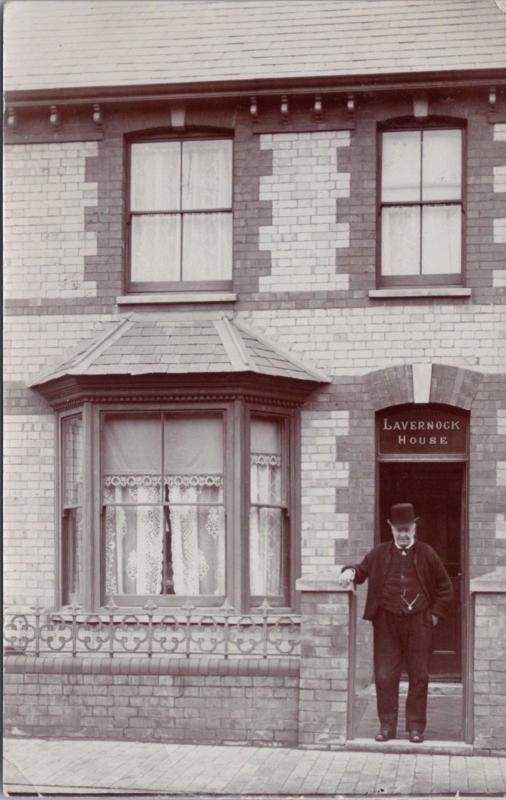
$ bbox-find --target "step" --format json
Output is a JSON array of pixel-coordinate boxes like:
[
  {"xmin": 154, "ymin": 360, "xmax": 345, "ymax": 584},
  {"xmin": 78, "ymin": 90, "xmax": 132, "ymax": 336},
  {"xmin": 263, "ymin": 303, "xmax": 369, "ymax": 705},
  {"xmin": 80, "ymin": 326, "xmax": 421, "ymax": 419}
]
[{"xmin": 345, "ymin": 737, "xmax": 473, "ymax": 756}]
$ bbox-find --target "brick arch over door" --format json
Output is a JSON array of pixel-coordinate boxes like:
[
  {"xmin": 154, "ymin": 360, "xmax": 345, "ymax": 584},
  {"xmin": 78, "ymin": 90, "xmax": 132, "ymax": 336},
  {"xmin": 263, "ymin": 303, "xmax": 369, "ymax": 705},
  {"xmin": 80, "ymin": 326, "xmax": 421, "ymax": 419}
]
[{"xmin": 365, "ymin": 363, "xmax": 483, "ymax": 411}]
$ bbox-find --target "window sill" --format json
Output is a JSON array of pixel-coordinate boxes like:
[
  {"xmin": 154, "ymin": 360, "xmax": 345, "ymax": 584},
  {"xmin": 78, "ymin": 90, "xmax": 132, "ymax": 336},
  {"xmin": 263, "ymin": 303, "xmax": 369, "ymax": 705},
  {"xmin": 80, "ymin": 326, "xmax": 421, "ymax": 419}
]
[
  {"xmin": 117, "ymin": 292, "xmax": 237, "ymax": 306},
  {"xmin": 369, "ymin": 287, "xmax": 471, "ymax": 300}
]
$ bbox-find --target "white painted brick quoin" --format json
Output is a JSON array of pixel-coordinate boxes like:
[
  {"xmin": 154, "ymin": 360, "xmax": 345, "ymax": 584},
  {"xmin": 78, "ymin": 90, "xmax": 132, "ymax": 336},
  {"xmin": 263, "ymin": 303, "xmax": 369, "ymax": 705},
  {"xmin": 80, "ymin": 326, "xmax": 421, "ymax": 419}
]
[
  {"xmin": 497, "ymin": 461, "xmax": 506, "ymax": 487},
  {"xmin": 493, "ymin": 217, "xmax": 506, "ymax": 244},
  {"xmin": 493, "ymin": 165, "xmax": 506, "ymax": 193},
  {"xmin": 494, "ymin": 123, "xmax": 506, "ymax": 142},
  {"xmin": 258, "ymin": 131, "xmax": 350, "ymax": 293},
  {"xmin": 4, "ymin": 142, "xmax": 98, "ymax": 299}
]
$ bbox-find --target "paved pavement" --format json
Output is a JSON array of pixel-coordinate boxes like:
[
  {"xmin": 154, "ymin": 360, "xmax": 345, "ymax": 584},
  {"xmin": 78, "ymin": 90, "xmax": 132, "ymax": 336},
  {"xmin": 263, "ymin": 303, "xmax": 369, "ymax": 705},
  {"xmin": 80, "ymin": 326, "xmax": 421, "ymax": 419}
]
[{"xmin": 3, "ymin": 737, "xmax": 506, "ymax": 798}]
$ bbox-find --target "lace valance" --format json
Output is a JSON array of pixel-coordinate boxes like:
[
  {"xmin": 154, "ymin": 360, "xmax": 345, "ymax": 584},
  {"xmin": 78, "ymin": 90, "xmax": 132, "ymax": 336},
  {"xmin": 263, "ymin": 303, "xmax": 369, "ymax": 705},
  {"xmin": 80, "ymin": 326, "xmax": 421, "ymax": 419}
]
[
  {"xmin": 250, "ymin": 454, "xmax": 281, "ymax": 467},
  {"xmin": 104, "ymin": 474, "xmax": 223, "ymax": 489}
]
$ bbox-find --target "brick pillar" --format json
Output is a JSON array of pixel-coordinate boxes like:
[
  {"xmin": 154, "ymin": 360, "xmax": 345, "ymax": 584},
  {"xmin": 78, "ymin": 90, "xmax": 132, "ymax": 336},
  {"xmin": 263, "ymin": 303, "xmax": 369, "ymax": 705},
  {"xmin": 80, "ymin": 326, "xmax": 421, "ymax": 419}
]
[
  {"xmin": 470, "ymin": 567, "xmax": 506, "ymax": 751},
  {"xmin": 296, "ymin": 575, "xmax": 355, "ymax": 748}
]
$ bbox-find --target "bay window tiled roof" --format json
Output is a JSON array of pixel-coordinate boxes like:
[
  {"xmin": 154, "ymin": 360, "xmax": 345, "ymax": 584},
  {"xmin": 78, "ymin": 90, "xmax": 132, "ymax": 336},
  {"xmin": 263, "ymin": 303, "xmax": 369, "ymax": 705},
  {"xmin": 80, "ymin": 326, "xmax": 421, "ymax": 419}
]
[
  {"xmin": 30, "ymin": 314, "xmax": 330, "ymax": 387},
  {"xmin": 5, "ymin": 0, "xmax": 506, "ymax": 94}
]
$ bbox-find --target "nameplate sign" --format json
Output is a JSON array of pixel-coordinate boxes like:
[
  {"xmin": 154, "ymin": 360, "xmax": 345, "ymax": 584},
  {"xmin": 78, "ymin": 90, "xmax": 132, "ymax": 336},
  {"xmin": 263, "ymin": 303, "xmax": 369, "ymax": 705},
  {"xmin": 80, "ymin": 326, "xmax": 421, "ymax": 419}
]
[{"xmin": 378, "ymin": 406, "xmax": 468, "ymax": 455}]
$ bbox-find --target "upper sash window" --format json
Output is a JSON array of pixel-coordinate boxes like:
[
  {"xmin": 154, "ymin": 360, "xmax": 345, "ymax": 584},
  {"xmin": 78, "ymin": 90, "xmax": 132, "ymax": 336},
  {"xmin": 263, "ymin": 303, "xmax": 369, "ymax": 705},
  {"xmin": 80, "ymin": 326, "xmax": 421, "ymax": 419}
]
[
  {"xmin": 379, "ymin": 127, "xmax": 464, "ymax": 286},
  {"xmin": 128, "ymin": 137, "xmax": 233, "ymax": 291}
]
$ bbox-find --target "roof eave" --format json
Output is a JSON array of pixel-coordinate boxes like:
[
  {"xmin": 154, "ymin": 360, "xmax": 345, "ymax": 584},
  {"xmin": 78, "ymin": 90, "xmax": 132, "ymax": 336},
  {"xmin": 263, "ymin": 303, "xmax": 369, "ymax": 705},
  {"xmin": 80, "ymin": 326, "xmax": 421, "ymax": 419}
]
[
  {"xmin": 6, "ymin": 66, "xmax": 506, "ymax": 107},
  {"xmin": 32, "ymin": 371, "xmax": 325, "ymax": 410}
]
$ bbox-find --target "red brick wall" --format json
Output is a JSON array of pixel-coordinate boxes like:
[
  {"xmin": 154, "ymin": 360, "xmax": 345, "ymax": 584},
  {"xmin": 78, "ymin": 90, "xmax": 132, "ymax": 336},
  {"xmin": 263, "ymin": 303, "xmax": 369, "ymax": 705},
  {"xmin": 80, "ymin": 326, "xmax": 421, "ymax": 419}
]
[{"xmin": 5, "ymin": 657, "xmax": 299, "ymax": 746}]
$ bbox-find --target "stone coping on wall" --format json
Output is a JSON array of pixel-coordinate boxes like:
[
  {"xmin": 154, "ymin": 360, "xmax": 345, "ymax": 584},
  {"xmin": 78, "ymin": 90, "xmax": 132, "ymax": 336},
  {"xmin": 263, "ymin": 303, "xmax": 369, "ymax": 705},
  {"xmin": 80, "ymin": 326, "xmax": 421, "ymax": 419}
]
[
  {"xmin": 5, "ymin": 654, "xmax": 300, "ymax": 678},
  {"xmin": 470, "ymin": 566, "xmax": 506, "ymax": 593},
  {"xmin": 296, "ymin": 569, "xmax": 356, "ymax": 593}
]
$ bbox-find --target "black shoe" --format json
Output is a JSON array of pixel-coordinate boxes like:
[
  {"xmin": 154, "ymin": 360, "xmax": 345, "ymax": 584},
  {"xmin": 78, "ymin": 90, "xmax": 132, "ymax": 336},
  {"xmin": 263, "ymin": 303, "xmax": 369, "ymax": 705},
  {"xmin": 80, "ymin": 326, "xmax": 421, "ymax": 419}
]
[
  {"xmin": 375, "ymin": 727, "xmax": 396, "ymax": 742},
  {"xmin": 409, "ymin": 730, "xmax": 424, "ymax": 743}
]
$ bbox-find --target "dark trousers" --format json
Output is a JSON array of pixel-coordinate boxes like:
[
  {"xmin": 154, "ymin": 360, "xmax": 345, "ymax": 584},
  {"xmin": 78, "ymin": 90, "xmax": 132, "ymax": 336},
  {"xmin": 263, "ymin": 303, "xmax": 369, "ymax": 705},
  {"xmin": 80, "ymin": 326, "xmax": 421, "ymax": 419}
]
[{"xmin": 373, "ymin": 608, "xmax": 433, "ymax": 733}]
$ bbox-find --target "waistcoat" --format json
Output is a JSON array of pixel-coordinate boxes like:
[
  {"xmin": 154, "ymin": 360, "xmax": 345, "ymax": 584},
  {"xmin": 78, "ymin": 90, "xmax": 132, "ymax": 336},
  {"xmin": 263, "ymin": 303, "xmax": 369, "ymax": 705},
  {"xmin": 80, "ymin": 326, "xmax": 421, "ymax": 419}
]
[{"xmin": 379, "ymin": 545, "xmax": 429, "ymax": 615}]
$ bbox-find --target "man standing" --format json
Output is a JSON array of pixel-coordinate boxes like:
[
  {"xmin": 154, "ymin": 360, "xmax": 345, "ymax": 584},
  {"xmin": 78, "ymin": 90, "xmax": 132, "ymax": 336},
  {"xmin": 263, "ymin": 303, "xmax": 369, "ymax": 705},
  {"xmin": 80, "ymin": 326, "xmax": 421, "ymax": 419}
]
[{"xmin": 339, "ymin": 503, "xmax": 453, "ymax": 743}]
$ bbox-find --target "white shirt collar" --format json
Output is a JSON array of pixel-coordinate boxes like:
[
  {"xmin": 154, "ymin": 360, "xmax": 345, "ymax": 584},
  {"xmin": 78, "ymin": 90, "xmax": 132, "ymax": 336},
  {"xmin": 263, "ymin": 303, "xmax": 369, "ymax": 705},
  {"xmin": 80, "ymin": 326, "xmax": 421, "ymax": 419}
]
[{"xmin": 394, "ymin": 539, "xmax": 415, "ymax": 551}]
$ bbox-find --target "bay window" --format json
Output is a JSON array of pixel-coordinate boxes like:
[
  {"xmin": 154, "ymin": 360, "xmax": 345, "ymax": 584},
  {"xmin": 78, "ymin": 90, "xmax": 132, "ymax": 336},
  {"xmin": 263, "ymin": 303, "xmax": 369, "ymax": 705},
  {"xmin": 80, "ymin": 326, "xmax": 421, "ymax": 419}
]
[
  {"xmin": 57, "ymin": 402, "xmax": 296, "ymax": 612},
  {"xmin": 379, "ymin": 125, "xmax": 464, "ymax": 286}
]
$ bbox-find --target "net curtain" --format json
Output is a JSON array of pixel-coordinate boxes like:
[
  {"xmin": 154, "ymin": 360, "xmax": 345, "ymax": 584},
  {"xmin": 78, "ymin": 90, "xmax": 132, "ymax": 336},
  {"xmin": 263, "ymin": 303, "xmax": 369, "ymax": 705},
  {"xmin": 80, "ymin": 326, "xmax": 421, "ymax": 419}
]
[{"xmin": 103, "ymin": 415, "xmax": 225, "ymax": 597}]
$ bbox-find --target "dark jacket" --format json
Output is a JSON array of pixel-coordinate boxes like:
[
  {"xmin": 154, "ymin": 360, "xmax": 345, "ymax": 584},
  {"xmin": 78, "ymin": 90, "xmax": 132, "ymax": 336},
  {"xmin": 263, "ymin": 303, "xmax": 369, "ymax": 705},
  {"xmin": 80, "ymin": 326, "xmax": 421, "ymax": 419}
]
[{"xmin": 343, "ymin": 540, "xmax": 453, "ymax": 622}]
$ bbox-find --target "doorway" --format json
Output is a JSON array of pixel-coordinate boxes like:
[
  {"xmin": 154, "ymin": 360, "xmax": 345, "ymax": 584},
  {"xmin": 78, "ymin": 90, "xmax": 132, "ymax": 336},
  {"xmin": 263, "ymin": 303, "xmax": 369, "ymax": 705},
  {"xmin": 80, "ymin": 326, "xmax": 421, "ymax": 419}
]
[{"xmin": 379, "ymin": 461, "xmax": 464, "ymax": 679}]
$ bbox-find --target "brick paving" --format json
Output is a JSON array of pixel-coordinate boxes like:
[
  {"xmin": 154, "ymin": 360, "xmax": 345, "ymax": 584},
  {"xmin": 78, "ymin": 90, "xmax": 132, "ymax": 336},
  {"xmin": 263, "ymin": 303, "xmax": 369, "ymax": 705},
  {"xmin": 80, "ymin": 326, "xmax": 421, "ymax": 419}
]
[{"xmin": 4, "ymin": 737, "xmax": 506, "ymax": 797}]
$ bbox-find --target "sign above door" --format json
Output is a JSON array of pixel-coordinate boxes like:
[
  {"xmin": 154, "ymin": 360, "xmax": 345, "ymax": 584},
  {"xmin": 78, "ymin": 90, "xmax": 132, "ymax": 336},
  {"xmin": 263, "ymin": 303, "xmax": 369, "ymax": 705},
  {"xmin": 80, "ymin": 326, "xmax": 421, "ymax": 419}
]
[{"xmin": 378, "ymin": 404, "xmax": 468, "ymax": 457}]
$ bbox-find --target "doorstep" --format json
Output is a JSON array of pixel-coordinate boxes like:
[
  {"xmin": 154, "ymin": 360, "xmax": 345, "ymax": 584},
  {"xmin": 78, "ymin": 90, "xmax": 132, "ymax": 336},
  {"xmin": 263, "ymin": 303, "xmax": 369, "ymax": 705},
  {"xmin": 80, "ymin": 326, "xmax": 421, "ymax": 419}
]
[{"xmin": 344, "ymin": 738, "xmax": 473, "ymax": 756}]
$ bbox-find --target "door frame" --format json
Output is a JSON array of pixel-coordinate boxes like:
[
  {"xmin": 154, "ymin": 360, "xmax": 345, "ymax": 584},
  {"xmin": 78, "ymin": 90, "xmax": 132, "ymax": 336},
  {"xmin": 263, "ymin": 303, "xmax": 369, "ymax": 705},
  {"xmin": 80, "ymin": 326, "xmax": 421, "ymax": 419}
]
[{"xmin": 374, "ymin": 452, "xmax": 469, "ymax": 739}]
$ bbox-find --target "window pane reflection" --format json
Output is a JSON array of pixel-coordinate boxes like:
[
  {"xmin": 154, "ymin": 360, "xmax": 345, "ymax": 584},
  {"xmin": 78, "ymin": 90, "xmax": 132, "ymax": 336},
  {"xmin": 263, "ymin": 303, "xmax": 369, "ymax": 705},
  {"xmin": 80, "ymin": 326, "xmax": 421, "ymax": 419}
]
[
  {"xmin": 131, "ymin": 215, "xmax": 181, "ymax": 282},
  {"xmin": 182, "ymin": 213, "xmax": 233, "ymax": 281},
  {"xmin": 422, "ymin": 130, "xmax": 462, "ymax": 201},
  {"xmin": 382, "ymin": 131, "xmax": 421, "ymax": 202},
  {"xmin": 422, "ymin": 205, "xmax": 462, "ymax": 274},
  {"xmin": 131, "ymin": 142, "xmax": 180, "ymax": 211},
  {"xmin": 381, "ymin": 206, "xmax": 420, "ymax": 276}
]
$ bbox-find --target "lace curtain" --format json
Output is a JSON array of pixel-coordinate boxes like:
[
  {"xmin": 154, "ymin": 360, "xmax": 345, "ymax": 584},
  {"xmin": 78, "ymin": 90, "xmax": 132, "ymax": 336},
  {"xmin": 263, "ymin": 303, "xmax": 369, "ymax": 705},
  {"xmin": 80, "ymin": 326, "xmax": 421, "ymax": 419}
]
[
  {"xmin": 249, "ymin": 454, "xmax": 283, "ymax": 597},
  {"xmin": 104, "ymin": 476, "xmax": 225, "ymax": 597},
  {"xmin": 103, "ymin": 412, "xmax": 226, "ymax": 598}
]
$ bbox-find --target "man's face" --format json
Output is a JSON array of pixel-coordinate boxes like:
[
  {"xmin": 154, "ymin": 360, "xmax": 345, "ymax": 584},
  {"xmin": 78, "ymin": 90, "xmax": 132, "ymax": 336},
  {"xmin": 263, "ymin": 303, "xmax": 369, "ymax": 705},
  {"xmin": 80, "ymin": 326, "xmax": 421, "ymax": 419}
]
[{"xmin": 389, "ymin": 522, "xmax": 416, "ymax": 549}]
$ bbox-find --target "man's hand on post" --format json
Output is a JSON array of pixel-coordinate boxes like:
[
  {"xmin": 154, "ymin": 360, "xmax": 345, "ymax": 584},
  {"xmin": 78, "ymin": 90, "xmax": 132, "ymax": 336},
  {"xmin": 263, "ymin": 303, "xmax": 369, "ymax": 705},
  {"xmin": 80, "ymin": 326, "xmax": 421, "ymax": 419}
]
[
  {"xmin": 431, "ymin": 614, "xmax": 439, "ymax": 627},
  {"xmin": 338, "ymin": 568, "xmax": 355, "ymax": 588}
]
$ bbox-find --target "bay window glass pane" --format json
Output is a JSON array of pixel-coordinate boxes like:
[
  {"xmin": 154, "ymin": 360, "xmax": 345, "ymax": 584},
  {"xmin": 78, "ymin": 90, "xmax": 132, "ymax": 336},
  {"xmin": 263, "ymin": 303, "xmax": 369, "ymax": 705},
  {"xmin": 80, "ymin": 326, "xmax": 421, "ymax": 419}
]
[
  {"xmin": 182, "ymin": 213, "xmax": 232, "ymax": 281},
  {"xmin": 103, "ymin": 415, "xmax": 161, "ymax": 500},
  {"xmin": 381, "ymin": 206, "xmax": 420, "ymax": 276},
  {"xmin": 382, "ymin": 131, "xmax": 421, "ymax": 202},
  {"xmin": 130, "ymin": 141, "xmax": 180, "ymax": 211},
  {"xmin": 422, "ymin": 129, "xmax": 462, "ymax": 201},
  {"xmin": 103, "ymin": 414, "xmax": 225, "ymax": 599},
  {"xmin": 249, "ymin": 507, "xmax": 283, "ymax": 596},
  {"xmin": 250, "ymin": 417, "xmax": 284, "ymax": 597},
  {"xmin": 169, "ymin": 501, "xmax": 225, "ymax": 595},
  {"xmin": 61, "ymin": 413, "xmax": 83, "ymax": 606},
  {"xmin": 182, "ymin": 139, "xmax": 232, "ymax": 210},
  {"xmin": 422, "ymin": 205, "xmax": 462, "ymax": 275},
  {"xmin": 62, "ymin": 415, "xmax": 82, "ymax": 506},
  {"xmin": 62, "ymin": 507, "xmax": 84, "ymax": 605},
  {"xmin": 105, "ymin": 504, "xmax": 164, "ymax": 595},
  {"xmin": 164, "ymin": 414, "xmax": 225, "ymax": 597},
  {"xmin": 164, "ymin": 414, "xmax": 223, "ymax": 476},
  {"xmin": 131, "ymin": 215, "xmax": 181, "ymax": 283}
]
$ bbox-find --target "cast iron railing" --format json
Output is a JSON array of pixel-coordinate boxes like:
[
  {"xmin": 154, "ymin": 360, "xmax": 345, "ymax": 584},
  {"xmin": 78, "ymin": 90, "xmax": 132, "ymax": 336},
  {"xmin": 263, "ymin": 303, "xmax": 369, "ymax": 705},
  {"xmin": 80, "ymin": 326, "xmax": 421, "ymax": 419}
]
[{"xmin": 3, "ymin": 599, "xmax": 300, "ymax": 659}]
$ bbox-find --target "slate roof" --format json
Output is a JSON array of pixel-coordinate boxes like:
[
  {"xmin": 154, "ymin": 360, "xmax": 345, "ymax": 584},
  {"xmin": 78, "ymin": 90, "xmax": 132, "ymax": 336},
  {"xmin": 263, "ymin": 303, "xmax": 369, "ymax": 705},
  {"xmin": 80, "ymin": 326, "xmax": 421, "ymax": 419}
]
[
  {"xmin": 30, "ymin": 315, "xmax": 329, "ymax": 386},
  {"xmin": 5, "ymin": 0, "xmax": 506, "ymax": 94}
]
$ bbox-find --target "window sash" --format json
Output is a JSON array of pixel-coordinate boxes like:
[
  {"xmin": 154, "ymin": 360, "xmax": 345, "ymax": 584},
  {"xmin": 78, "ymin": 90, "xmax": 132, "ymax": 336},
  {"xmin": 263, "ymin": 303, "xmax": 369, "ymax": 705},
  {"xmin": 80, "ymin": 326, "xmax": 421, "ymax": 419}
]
[
  {"xmin": 249, "ymin": 415, "xmax": 290, "ymax": 605},
  {"xmin": 379, "ymin": 127, "xmax": 464, "ymax": 284},
  {"xmin": 61, "ymin": 414, "xmax": 84, "ymax": 606},
  {"xmin": 102, "ymin": 412, "xmax": 226, "ymax": 602},
  {"xmin": 128, "ymin": 138, "xmax": 233, "ymax": 288}
]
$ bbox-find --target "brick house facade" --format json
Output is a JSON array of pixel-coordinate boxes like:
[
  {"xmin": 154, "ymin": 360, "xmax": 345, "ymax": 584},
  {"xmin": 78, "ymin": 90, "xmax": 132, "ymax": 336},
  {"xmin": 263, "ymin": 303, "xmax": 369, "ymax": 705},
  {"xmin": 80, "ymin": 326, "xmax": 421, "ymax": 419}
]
[{"xmin": 4, "ymin": 0, "xmax": 506, "ymax": 751}]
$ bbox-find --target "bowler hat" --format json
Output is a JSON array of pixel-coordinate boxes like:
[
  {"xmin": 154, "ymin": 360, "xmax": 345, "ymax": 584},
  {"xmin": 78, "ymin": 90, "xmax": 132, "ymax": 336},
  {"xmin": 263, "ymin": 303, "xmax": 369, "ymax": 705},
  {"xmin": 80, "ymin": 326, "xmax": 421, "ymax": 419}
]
[{"xmin": 389, "ymin": 503, "xmax": 418, "ymax": 526}]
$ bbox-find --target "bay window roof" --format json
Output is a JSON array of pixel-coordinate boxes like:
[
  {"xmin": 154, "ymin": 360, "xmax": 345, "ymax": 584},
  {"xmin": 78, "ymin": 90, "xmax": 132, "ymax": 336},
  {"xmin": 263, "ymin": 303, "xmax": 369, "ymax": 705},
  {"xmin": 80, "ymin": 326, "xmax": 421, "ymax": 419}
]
[{"xmin": 30, "ymin": 314, "xmax": 329, "ymax": 405}]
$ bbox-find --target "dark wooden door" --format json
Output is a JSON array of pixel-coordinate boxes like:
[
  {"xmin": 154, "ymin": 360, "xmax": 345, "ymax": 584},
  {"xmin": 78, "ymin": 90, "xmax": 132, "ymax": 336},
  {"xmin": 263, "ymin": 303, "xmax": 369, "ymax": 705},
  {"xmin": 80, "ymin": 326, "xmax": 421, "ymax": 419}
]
[{"xmin": 379, "ymin": 462, "xmax": 463, "ymax": 678}]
